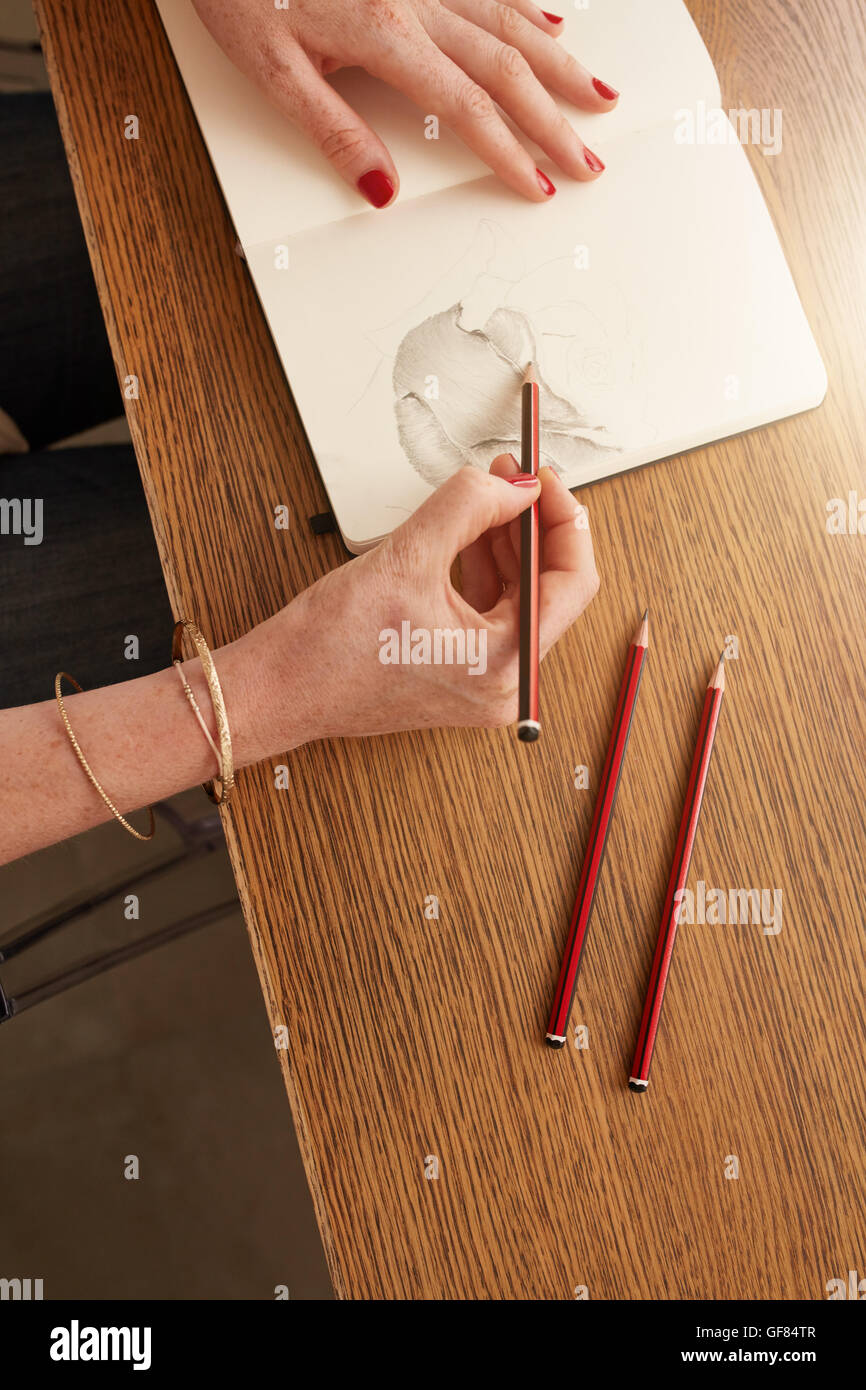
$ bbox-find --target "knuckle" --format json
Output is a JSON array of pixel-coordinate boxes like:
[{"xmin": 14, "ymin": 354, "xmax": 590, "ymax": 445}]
[
  {"xmin": 561, "ymin": 52, "xmax": 582, "ymax": 85},
  {"xmin": 495, "ymin": 43, "xmax": 530, "ymax": 83},
  {"xmin": 498, "ymin": 5, "xmax": 525, "ymax": 41},
  {"xmin": 456, "ymin": 81, "xmax": 496, "ymax": 124},
  {"xmin": 565, "ymin": 566, "xmax": 600, "ymax": 621},
  {"xmin": 381, "ymin": 595, "xmax": 412, "ymax": 636},
  {"xmin": 319, "ymin": 125, "xmax": 370, "ymax": 168},
  {"xmin": 257, "ymin": 43, "xmax": 296, "ymax": 95},
  {"xmin": 363, "ymin": 0, "xmax": 417, "ymax": 50},
  {"xmin": 570, "ymin": 567, "xmax": 600, "ymax": 619},
  {"xmin": 554, "ymin": 110, "xmax": 577, "ymax": 142},
  {"xmin": 365, "ymin": 0, "xmax": 409, "ymax": 31}
]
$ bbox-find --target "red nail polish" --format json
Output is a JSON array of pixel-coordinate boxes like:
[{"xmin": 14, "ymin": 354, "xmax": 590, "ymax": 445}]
[
  {"xmin": 536, "ymin": 167, "xmax": 556, "ymax": 197},
  {"xmin": 583, "ymin": 147, "xmax": 605, "ymax": 173},
  {"xmin": 508, "ymin": 475, "xmax": 540, "ymax": 487},
  {"xmin": 592, "ymin": 77, "xmax": 619, "ymax": 101},
  {"xmin": 357, "ymin": 170, "xmax": 395, "ymax": 208},
  {"xmin": 542, "ymin": 10, "xmax": 563, "ymax": 21}
]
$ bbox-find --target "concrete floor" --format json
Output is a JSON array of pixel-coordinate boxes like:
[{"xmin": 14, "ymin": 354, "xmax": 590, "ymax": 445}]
[{"xmin": 0, "ymin": 792, "xmax": 333, "ymax": 1299}]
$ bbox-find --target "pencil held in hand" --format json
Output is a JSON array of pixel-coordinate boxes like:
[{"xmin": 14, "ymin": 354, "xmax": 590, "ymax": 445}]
[
  {"xmin": 629, "ymin": 654, "xmax": 727, "ymax": 1092},
  {"xmin": 517, "ymin": 363, "xmax": 540, "ymax": 742},
  {"xmin": 546, "ymin": 611, "xmax": 649, "ymax": 1047}
]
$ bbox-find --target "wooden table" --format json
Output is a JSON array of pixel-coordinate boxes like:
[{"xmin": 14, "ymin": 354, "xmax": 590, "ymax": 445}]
[{"xmin": 35, "ymin": 0, "xmax": 866, "ymax": 1299}]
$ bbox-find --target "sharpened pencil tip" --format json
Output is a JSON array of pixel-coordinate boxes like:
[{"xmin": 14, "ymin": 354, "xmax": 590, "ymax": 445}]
[
  {"xmin": 712, "ymin": 653, "xmax": 726, "ymax": 691},
  {"xmin": 522, "ymin": 361, "xmax": 539, "ymax": 386},
  {"xmin": 633, "ymin": 608, "xmax": 649, "ymax": 648}
]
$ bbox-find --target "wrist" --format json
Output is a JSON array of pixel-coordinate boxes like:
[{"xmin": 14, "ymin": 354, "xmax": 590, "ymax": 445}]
[{"xmin": 214, "ymin": 594, "xmax": 317, "ymax": 771}]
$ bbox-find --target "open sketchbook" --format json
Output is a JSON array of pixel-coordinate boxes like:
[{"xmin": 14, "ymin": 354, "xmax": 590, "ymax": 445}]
[{"xmin": 157, "ymin": 0, "xmax": 826, "ymax": 552}]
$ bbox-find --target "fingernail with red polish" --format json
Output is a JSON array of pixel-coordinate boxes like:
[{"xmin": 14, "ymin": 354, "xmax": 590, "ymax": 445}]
[
  {"xmin": 583, "ymin": 147, "xmax": 605, "ymax": 173},
  {"xmin": 542, "ymin": 10, "xmax": 563, "ymax": 22},
  {"xmin": 508, "ymin": 475, "xmax": 540, "ymax": 488},
  {"xmin": 357, "ymin": 170, "xmax": 395, "ymax": 208},
  {"xmin": 592, "ymin": 77, "xmax": 619, "ymax": 101},
  {"xmin": 536, "ymin": 167, "xmax": 556, "ymax": 197}
]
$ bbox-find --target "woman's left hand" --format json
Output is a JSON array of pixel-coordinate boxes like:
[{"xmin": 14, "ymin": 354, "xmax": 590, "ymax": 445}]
[{"xmin": 192, "ymin": 0, "xmax": 618, "ymax": 206}]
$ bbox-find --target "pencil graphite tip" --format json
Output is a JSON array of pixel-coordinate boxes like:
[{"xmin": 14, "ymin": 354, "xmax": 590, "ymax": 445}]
[
  {"xmin": 522, "ymin": 361, "xmax": 539, "ymax": 386},
  {"xmin": 712, "ymin": 653, "xmax": 726, "ymax": 690},
  {"xmin": 633, "ymin": 608, "xmax": 649, "ymax": 648}
]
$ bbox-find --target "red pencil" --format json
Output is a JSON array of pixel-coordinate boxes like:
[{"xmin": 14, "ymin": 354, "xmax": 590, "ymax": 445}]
[
  {"xmin": 629, "ymin": 653, "xmax": 727, "ymax": 1092},
  {"xmin": 517, "ymin": 363, "xmax": 540, "ymax": 742},
  {"xmin": 546, "ymin": 610, "xmax": 649, "ymax": 1047}
]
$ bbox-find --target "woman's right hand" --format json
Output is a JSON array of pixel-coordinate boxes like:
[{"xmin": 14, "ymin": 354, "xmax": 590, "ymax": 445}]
[
  {"xmin": 0, "ymin": 458, "xmax": 598, "ymax": 864},
  {"xmin": 244, "ymin": 457, "xmax": 599, "ymax": 756}
]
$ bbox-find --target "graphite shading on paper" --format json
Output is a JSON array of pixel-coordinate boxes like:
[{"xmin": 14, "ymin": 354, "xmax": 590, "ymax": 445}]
[{"xmin": 369, "ymin": 220, "xmax": 654, "ymax": 486}]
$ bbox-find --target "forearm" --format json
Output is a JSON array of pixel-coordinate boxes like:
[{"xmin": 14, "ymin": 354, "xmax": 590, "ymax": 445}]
[
  {"xmin": 0, "ymin": 465, "xmax": 596, "ymax": 864},
  {"xmin": 0, "ymin": 602, "xmax": 310, "ymax": 865}
]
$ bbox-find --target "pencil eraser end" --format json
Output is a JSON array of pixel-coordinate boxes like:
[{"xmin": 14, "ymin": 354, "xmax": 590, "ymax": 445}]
[
  {"xmin": 628, "ymin": 1078, "xmax": 649, "ymax": 1093},
  {"xmin": 517, "ymin": 719, "xmax": 540, "ymax": 743},
  {"xmin": 545, "ymin": 1034, "xmax": 566, "ymax": 1050}
]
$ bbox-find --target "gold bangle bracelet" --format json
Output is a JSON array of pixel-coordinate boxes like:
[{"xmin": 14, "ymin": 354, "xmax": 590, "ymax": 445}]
[
  {"xmin": 171, "ymin": 620, "xmax": 234, "ymax": 805},
  {"xmin": 172, "ymin": 659, "xmax": 222, "ymax": 775},
  {"xmin": 54, "ymin": 672, "xmax": 156, "ymax": 841}
]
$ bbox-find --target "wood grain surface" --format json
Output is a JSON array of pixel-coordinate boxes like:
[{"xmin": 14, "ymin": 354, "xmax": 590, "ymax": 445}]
[{"xmin": 34, "ymin": 0, "xmax": 866, "ymax": 1298}]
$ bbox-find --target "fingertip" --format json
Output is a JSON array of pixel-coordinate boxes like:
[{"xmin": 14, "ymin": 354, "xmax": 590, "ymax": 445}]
[
  {"xmin": 536, "ymin": 167, "xmax": 557, "ymax": 198},
  {"xmin": 357, "ymin": 167, "xmax": 400, "ymax": 208},
  {"xmin": 562, "ymin": 149, "xmax": 605, "ymax": 184},
  {"xmin": 495, "ymin": 452, "xmax": 540, "ymax": 495},
  {"xmin": 539, "ymin": 464, "xmax": 569, "ymax": 498},
  {"xmin": 591, "ymin": 77, "xmax": 620, "ymax": 104},
  {"xmin": 490, "ymin": 452, "xmax": 520, "ymax": 478}
]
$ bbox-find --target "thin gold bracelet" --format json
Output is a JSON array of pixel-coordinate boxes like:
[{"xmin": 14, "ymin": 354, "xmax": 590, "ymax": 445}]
[
  {"xmin": 54, "ymin": 672, "xmax": 156, "ymax": 841},
  {"xmin": 172, "ymin": 659, "xmax": 222, "ymax": 775},
  {"xmin": 171, "ymin": 620, "xmax": 234, "ymax": 805}
]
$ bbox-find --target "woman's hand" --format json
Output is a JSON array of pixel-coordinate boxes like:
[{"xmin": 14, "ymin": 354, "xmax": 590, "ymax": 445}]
[
  {"xmin": 192, "ymin": 0, "xmax": 617, "ymax": 205},
  {"xmin": 0, "ymin": 458, "xmax": 597, "ymax": 862},
  {"xmin": 254, "ymin": 456, "xmax": 599, "ymax": 749}
]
